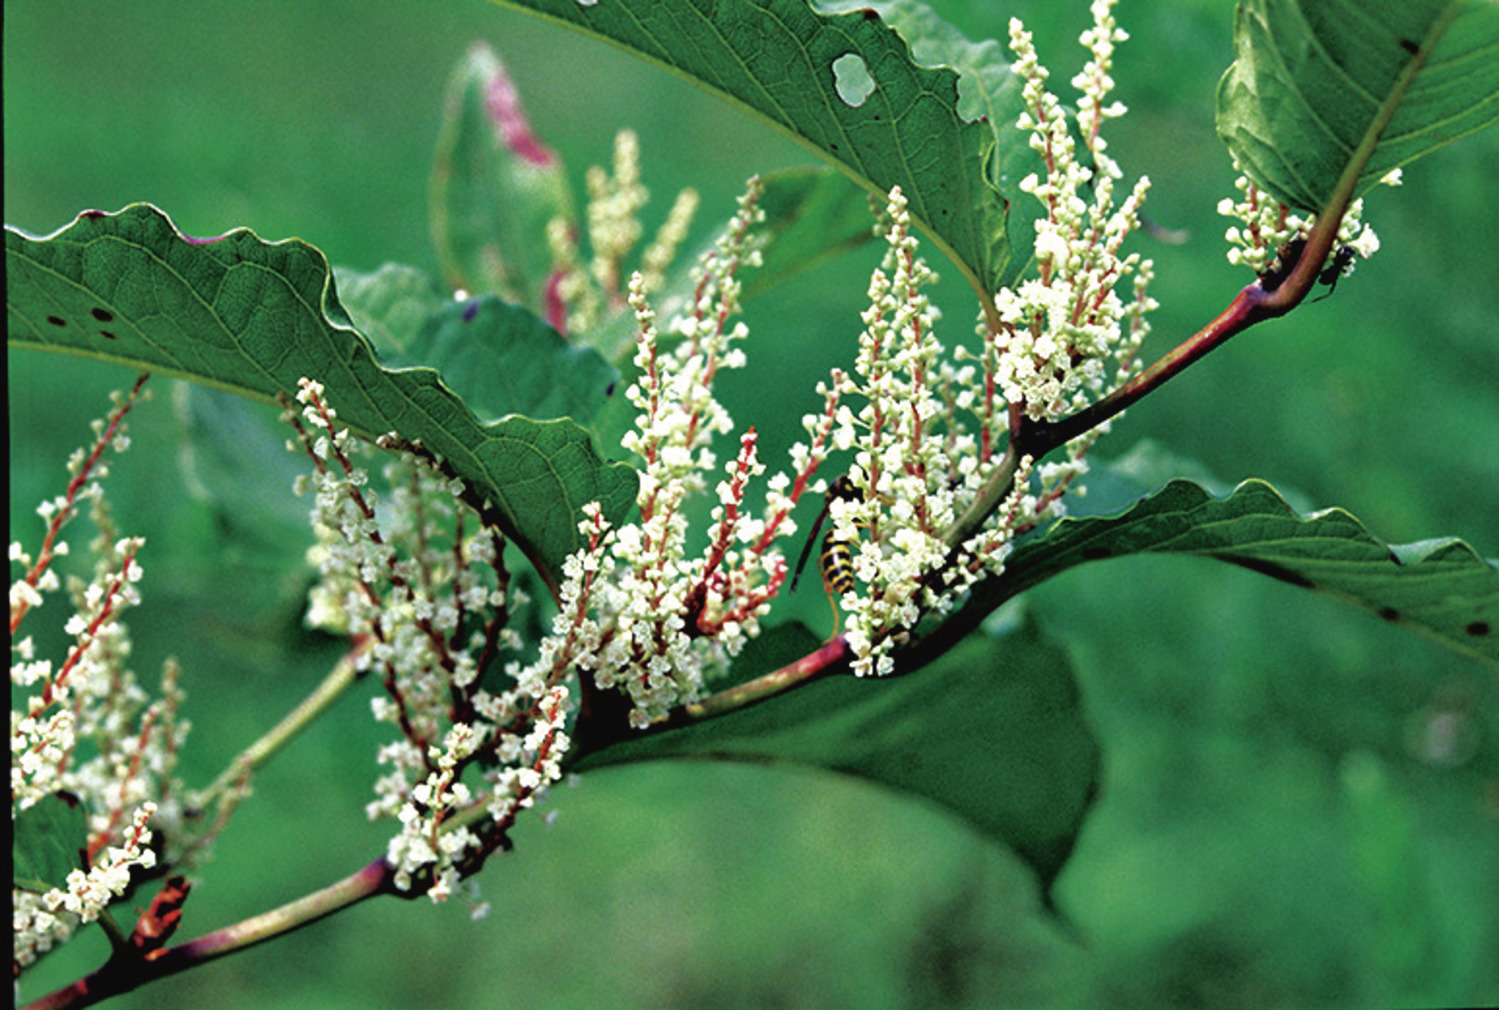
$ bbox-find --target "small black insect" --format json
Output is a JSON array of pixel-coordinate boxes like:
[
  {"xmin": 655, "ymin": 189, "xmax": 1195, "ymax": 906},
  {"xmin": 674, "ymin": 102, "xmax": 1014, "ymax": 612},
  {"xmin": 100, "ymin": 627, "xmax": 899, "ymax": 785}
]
[
  {"xmin": 1309, "ymin": 244, "xmax": 1357, "ymax": 302},
  {"xmin": 1258, "ymin": 238, "xmax": 1357, "ymax": 301}
]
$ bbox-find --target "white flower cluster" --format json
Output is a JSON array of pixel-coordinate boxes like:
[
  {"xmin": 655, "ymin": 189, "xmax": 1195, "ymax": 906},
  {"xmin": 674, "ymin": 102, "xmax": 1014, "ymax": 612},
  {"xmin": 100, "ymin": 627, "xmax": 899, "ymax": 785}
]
[
  {"xmin": 524, "ymin": 181, "xmax": 804, "ymax": 727},
  {"xmin": 535, "ymin": 4, "xmax": 1160, "ymax": 690},
  {"xmin": 815, "ymin": 188, "xmax": 965, "ymax": 676},
  {"xmin": 776, "ymin": 3, "xmax": 1156, "ymax": 675},
  {"xmin": 994, "ymin": 0, "xmax": 1153, "ymax": 427},
  {"xmin": 586, "ymin": 128, "xmax": 649, "ymax": 300},
  {"xmin": 378, "ymin": 680, "xmax": 568, "ymax": 900},
  {"xmin": 385, "ymin": 724, "xmax": 479, "ymax": 899},
  {"xmin": 14, "ymin": 803, "xmax": 160, "ymax": 969},
  {"xmin": 1218, "ymin": 164, "xmax": 1394, "ymax": 278},
  {"xmin": 11, "ymin": 381, "xmax": 187, "ymax": 972},
  {"xmin": 291, "ymin": 379, "xmax": 568, "ymax": 904},
  {"xmin": 550, "ymin": 128, "xmax": 701, "ymax": 336}
]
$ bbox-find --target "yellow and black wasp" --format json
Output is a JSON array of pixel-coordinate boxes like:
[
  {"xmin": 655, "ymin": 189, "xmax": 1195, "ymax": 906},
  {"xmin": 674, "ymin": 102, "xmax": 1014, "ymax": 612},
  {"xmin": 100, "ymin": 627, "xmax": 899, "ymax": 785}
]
[{"xmin": 790, "ymin": 475, "xmax": 864, "ymax": 633}]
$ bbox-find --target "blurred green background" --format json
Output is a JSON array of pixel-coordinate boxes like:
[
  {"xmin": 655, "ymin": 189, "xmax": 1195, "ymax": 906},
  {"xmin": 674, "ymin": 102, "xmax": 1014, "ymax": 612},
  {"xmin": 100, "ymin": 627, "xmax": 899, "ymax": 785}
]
[{"xmin": 7, "ymin": 1, "xmax": 1497, "ymax": 1007}]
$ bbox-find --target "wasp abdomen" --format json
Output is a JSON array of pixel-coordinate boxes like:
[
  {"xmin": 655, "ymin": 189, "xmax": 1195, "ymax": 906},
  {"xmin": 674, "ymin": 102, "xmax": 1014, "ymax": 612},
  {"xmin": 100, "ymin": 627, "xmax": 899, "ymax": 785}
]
[{"xmin": 819, "ymin": 530, "xmax": 858, "ymax": 597}]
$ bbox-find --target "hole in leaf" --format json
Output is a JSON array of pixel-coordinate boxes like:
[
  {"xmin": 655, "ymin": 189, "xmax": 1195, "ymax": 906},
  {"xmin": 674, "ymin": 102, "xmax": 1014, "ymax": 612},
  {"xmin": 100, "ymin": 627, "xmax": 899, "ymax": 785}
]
[
  {"xmin": 832, "ymin": 53, "xmax": 875, "ymax": 108},
  {"xmin": 47, "ymin": 316, "xmax": 66, "ymax": 327},
  {"xmin": 99, "ymin": 331, "xmax": 117, "ymax": 340},
  {"xmin": 91, "ymin": 307, "xmax": 114, "ymax": 322},
  {"xmin": 576, "ymin": 0, "xmax": 598, "ymax": 6}
]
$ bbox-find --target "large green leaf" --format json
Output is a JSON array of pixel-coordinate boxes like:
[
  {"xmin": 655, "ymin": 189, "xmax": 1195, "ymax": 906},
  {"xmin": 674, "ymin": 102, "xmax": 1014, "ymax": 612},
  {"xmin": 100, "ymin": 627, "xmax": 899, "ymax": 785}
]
[
  {"xmin": 984, "ymin": 477, "xmax": 1498, "ymax": 668},
  {"xmin": 1216, "ymin": 0, "xmax": 1499, "ymax": 211},
  {"xmin": 487, "ymin": 0, "xmax": 1024, "ymax": 294},
  {"xmin": 4, "ymin": 204, "xmax": 638, "ymax": 586},
  {"xmin": 835, "ymin": 0, "xmax": 1049, "ymax": 280},
  {"xmin": 431, "ymin": 41, "xmax": 575, "ymax": 309},
  {"xmin": 574, "ymin": 618, "xmax": 1100, "ymax": 896}
]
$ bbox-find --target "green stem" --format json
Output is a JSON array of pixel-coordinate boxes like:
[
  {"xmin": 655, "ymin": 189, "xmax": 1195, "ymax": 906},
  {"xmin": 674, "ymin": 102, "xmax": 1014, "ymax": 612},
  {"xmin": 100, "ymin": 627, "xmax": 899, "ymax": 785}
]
[
  {"xmin": 189, "ymin": 648, "xmax": 363, "ymax": 813},
  {"xmin": 943, "ymin": 442, "xmax": 1022, "ymax": 555},
  {"xmin": 681, "ymin": 635, "xmax": 850, "ymax": 720}
]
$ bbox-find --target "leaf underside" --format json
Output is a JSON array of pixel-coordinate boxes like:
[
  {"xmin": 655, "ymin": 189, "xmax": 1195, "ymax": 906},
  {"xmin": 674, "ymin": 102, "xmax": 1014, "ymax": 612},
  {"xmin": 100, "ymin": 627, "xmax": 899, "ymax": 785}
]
[
  {"xmin": 12, "ymin": 793, "xmax": 89, "ymax": 895},
  {"xmin": 997, "ymin": 477, "xmax": 1498, "ymax": 668},
  {"xmin": 1216, "ymin": 0, "xmax": 1499, "ymax": 210}
]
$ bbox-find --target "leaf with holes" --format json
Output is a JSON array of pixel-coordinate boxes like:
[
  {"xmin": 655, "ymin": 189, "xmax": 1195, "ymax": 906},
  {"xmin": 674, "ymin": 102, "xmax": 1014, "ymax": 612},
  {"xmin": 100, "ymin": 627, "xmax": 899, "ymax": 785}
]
[
  {"xmin": 4, "ymin": 204, "xmax": 638, "ymax": 588},
  {"xmin": 488, "ymin": 0, "xmax": 1037, "ymax": 294},
  {"xmin": 1216, "ymin": 0, "xmax": 1499, "ymax": 211}
]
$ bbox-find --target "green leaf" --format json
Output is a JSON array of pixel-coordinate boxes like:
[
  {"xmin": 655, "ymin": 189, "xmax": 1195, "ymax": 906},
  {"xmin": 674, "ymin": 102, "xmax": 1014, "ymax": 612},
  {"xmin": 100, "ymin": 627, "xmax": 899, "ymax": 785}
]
[
  {"xmin": 431, "ymin": 41, "xmax": 575, "ymax": 309},
  {"xmin": 575, "ymin": 618, "xmax": 1100, "ymax": 895},
  {"xmin": 173, "ymin": 382, "xmax": 315, "ymax": 557},
  {"xmin": 341, "ymin": 267, "xmax": 620, "ymax": 425},
  {"xmin": 1216, "ymin": 0, "xmax": 1499, "ymax": 211},
  {"xmin": 742, "ymin": 166, "xmax": 881, "ymax": 301},
  {"xmin": 5, "ymin": 204, "xmax": 638, "ymax": 585},
  {"xmin": 487, "ymin": 0, "xmax": 1023, "ymax": 294},
  {"xmin": 405, "ymin": 295, "xmax": 619, "ymax": 424},
  {"xmin": 334, "ymin": 263, "xmax": 451, "ymax": 361},
  {"xmin": 836, "ymin": 0, "xmax": 1048, "ymax": 279},
  {"xmin": 990, "ymin": 478, "xmax": 1499, "ymax": 668},
  {"xmin": 13, "ymin": 793, "xmax": 89, "ymax": 894}
]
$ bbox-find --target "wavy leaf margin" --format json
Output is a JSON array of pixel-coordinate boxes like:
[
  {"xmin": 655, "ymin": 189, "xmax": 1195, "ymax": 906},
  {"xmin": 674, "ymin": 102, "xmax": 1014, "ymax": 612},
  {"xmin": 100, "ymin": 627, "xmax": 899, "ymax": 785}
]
[{"xmin": 5, "ymin": 204, "xmax": 639, "ymax": 585}]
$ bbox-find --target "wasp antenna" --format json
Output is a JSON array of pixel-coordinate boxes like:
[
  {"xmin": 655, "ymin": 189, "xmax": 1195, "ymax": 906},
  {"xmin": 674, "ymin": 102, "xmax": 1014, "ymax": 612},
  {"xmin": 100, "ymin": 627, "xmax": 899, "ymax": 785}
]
[
  {"xmin": 789, "ymin": 524, "xmax": 819, "ymax": 593},
  {"xmin": 790, "ymin": 493, "xmax": 833, "ymax": 593},
  {"xmin": 790, "ymin": 475, "xmax": 858, "ymax": 594}
]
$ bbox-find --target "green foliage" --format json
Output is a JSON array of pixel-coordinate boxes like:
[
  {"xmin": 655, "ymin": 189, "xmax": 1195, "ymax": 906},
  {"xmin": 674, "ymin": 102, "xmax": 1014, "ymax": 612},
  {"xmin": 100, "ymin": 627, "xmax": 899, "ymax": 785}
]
[
  {"xmin": 334, "ymin": 263, "xmax": 451, "ymax": 358},
  {"xmin": 431, "ymin": 41, "xmax": 575, "ymax": 306},
  {"xmin": 998, "ymin": 478, "xmax": 1498, "ymax": 667},
  {"xmin": 742, "ymin": 166, "xmax": 881, "ymax": 300},
  {"xmin": 13, "ymin": 794, "xmax": 90, "ymax": 894},
  {"xmin": 388, "ymin": 295, "xmax": 619, "ymax": 422},
  {"xmin": 578, "ymin": 618, "xmax": 1100, "ymax": 894},
  {"xmin": 4, "ymin": 204, "xmax": 638, "ymax": 584},
  {"xmin": 1217, "ymin": 0, "xmax": 1499, "ymax": 210},
  {"xmin": 7, "ymin": 0, "xmax": 1499, "ymax": 1007},
  {"xmin": 487, "ymin": 0, "xmax": 1020, "ymax": 294}
]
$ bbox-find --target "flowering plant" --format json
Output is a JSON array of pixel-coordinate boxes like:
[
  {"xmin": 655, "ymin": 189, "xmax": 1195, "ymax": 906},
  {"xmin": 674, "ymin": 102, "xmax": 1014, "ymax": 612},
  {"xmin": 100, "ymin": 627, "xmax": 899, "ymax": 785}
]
[{"xmin": 9, "ymin": 1, "xmax": 1497, "ymax": 1006}]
